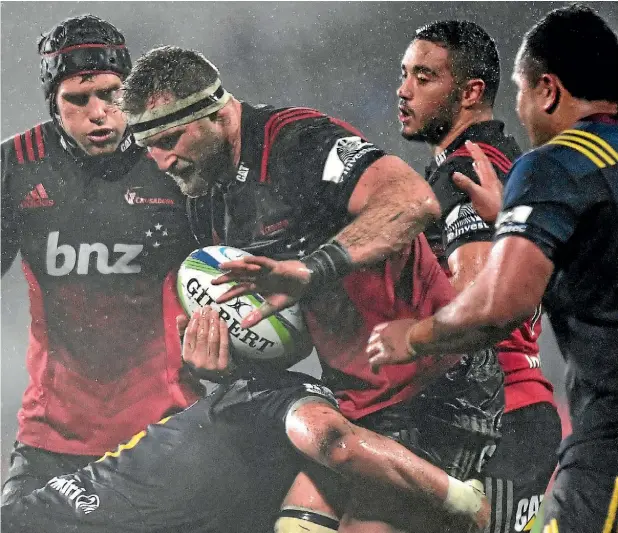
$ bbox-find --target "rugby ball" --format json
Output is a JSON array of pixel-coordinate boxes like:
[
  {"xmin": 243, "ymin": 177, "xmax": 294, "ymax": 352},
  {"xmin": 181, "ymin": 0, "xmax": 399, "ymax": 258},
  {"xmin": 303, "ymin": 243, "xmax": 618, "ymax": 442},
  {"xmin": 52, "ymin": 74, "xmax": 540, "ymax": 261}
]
[{"xmin": 177, "ymin": 246, "xmax": 313, "ymax": 368}]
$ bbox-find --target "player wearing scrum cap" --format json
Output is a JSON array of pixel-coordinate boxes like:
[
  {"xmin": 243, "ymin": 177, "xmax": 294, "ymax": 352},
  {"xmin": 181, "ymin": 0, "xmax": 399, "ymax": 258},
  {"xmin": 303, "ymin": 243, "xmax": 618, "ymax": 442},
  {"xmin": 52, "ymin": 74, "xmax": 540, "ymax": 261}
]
[
  {"xmin": 2, "ymin": 46, "xmax": 502, "ymax": 533},
  {"xmin": 1, "ymin": 15, "xmax": 203, "ymax": 504}
]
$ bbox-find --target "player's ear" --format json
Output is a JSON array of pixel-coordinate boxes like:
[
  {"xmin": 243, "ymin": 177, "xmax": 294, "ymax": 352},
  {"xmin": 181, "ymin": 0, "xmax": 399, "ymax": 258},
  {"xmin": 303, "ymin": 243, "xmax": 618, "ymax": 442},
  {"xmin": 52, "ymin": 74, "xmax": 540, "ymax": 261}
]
[
  {"xmin": 539, "ymin": 73, "xmax": 561, "ymax": 115},
  {"xmin": 461, "ymin": 78, "xmax": 486, "ymax": 109}
]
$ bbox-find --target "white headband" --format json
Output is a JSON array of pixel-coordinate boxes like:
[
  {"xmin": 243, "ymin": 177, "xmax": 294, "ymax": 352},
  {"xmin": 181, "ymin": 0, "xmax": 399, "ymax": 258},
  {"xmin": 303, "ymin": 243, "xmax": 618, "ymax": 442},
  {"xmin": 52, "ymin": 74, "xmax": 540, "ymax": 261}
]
[{"xmin": 128, "ymin": 79, "xmax": 231, "ymax": 143}]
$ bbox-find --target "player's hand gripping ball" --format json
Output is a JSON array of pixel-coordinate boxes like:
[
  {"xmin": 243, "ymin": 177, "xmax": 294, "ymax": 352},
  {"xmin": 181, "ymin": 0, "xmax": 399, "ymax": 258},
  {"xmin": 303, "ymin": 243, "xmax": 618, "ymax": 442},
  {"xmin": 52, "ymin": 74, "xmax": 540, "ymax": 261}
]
[{"xmin": 177, "ymin": 246, "xmax": 313, "ymax": 368}]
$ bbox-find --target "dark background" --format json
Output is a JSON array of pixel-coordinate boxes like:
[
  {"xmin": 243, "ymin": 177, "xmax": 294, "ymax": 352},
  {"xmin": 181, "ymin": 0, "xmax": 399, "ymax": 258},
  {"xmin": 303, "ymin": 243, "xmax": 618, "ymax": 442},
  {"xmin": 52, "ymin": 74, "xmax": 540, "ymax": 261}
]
[{"xmin": 2, "ymin": 1, "xmax": 616, "ymax": 479}]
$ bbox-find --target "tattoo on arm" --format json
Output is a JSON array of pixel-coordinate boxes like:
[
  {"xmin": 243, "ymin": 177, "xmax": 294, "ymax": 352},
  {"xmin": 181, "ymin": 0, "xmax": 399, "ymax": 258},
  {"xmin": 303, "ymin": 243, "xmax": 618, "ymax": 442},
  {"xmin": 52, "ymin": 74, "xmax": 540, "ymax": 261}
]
[{"xmin": 335, "ymin": 171, "xmax": 439, "ymax": 267}]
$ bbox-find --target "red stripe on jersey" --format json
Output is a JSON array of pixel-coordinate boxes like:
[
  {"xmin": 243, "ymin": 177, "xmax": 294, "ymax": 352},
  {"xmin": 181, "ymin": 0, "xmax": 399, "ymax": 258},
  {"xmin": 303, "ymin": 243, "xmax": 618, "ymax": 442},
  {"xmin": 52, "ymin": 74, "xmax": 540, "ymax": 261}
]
[
  {"xmin": 24, "ymin": 129, "xmax": 36, "ymax": 162},
  {"xmin": 449, "ymin": 145, "xmax": 510, "ymax": 174},
  {"xmin": 260, "ymin": 108, "xmax": 324, "ymax": 182},
  {"xmin": 36, "ymin": 184, "xmax": 48, "ymax": 199},
  {"xmin": 34, "ymin": 125, "xmax": 45, "ymax": 159},
  {"xmin": 13, "ymin": 134, "xmax": 25, "ymax": 164},
  {"xmin": 475, "ymin": 142, "xmax": 513, "ymax": 171},
  {"xmin": 329, "ymin": 117, "xmax": 364, "ymax": 138}
]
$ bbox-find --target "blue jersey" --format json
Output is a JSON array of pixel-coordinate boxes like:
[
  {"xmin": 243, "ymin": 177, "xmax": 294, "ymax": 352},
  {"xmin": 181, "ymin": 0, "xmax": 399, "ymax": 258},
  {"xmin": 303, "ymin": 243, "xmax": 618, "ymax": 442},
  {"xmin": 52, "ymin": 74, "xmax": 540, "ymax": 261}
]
[{"xmin": 495, "ymin": 116, "xmax": 618, "ymax": 447}]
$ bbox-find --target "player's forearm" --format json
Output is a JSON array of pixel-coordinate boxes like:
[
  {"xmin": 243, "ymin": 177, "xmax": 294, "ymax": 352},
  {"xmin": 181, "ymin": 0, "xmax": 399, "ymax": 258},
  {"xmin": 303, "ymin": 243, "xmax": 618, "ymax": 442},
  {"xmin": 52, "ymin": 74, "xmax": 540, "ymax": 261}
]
[
  {"xmin": 336, "ymin": 182, "xmax": 440, "ymax": 267},
  {"xmin": 406, "ymin": 279, "xmax": 526, "ymax": 357}
]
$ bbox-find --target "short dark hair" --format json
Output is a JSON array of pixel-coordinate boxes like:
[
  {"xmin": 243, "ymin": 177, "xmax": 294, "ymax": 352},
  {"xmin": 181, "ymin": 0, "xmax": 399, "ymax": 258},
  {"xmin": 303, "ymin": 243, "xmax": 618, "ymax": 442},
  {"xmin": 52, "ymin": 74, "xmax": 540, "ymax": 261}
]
[
  {"xmin": 121, "ymin": 46, "xmax": 220, "ymax": 115},
  {"xmin": 414, "ymin": 20, "xmax": 501, "ymax": 107},
  {"xmin": 517, "ymin": 4, "xmax": 618, "ymax": 102}
]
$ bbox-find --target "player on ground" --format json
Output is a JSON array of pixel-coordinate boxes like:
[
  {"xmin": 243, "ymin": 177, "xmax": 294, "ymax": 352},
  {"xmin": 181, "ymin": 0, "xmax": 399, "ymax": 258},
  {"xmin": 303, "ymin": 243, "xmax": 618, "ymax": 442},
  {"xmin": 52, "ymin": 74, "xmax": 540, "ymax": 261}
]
[
  {"xmin": 368, "ymin": 5, "xmax": 618, "ymax": 533},
  {"xmin": 2, "ymin": 305, "xmax": 492, "ymax": 533},
  {"xmin": 2, "ymin": 45, "xmax": 500, "ymax": 533},
  {"xmin": 396, "ymin": 20, "xmax": 560, "ymax": 532},
  {"xmin": 0, "ymin": 16, "xmax": 203, "ymax": 503}
]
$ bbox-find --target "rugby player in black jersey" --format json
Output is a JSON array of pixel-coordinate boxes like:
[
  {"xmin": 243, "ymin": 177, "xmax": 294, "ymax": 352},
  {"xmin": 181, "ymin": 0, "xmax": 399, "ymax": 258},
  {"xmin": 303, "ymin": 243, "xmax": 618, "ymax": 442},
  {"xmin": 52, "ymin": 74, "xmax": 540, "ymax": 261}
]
[
  {"xmin": 395, "ymin": 20, "xmax": 560, "ymax": 533},
  {"xmin": 1, "ymin": 15, "xmax": 203, "ymax": 505},
  {"xmin": 368, "ymin": 5, "xmax": 618, "ymax": 533},
  {"xmin": 1, "ymin": 46, "xmax": 495, "ymax": 533}
]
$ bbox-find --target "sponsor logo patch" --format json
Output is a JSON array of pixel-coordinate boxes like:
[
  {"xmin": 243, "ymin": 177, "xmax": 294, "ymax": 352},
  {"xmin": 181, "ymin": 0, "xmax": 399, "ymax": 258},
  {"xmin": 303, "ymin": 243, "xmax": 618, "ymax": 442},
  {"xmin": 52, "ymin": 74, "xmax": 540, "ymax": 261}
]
[
  {"xmin": 48, "ymin": 475, "xmax": 100, "ymax": 515},
  {"xmin": 125, "ymin": 187, "xmax": 175, "ymax": 206},
  {"xmin": 515, "ymin": 494, "xmax": 544, "ymax": 532},
  {"xmin": 20, "ymin": 184, "xmax": 55, "ymax": 208},
  {"xmin": 496, "ymin": 205, "xmax": 533, "ymax": 228},
  {"xmin": 322, "ymin": 136, "xmax": 379, "ymax": 184}
]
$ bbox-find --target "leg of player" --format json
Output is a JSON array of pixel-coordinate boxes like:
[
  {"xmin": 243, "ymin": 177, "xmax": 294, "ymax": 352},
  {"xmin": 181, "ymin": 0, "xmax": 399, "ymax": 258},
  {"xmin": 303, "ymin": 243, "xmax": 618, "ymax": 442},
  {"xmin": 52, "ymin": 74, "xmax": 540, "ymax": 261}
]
[
  {"xmin": 1, "ymin": 394, "xmax": 304, "ymax": 533},
  {"xmin": 480, "ymin": 403, "xmax": 562, "ymax": 533},
  {"xmin": 284, "ymin": 401, "xmax": 490, "ymax": 532},
  {"xmin": 276, "ymin": 470, "xmax": 345, "ymax": 533},
  {"xmin": 1, "ymin": 443, "xmax": 97, "ymax": 505}
]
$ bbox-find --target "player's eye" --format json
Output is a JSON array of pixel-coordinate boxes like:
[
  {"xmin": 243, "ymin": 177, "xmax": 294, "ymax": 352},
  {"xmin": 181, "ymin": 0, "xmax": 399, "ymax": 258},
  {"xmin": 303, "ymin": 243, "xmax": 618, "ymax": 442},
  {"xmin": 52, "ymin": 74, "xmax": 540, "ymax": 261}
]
[
  {"xmin": 399, "ymin": 72, "xmax": 408, "ymax": 82},
  {"xmin": 96, "ymin": 89, "xmax": 118, "ymax": 104},
  {"xmin": 416, "ymin": 74, "xmax": 430, "ymax": 84},
  {"xmin": 153, "ymin": 133, "xmax": 182, "ymax": 151},
  {"xmin": 63, "ymin": 94, "xmax": 90, "ymax": 106}
]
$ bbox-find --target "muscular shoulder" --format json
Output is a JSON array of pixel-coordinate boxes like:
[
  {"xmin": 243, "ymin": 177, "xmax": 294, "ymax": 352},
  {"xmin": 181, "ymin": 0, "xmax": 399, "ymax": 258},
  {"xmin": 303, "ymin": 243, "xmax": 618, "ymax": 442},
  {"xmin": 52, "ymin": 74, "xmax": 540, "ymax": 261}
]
[{"xmin": 503, "ymin": 137, "xmax": 611, "ymax": 211}]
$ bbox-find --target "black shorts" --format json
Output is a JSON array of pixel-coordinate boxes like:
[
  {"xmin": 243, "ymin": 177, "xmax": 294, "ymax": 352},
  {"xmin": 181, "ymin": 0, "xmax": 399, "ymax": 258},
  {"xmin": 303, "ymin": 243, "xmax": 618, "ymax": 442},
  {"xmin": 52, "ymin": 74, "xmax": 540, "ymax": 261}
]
[
  {"xmin": 2, "ymin": 443, "xmax": 98, "ymax": 505},
  {"xmin": 480, "ymin": 402, "xmax": 562, "ymax": 533},
  {"xmin": 1, "ymin": 372, "xmax": 337, "ymax": 533},
  {"xmin": 356, "ymin": 347, "xmax": 504, "ymax": 481},
  {"xmin": 541, "ymin": 435, "xmax": 618, "ymax": 533}
]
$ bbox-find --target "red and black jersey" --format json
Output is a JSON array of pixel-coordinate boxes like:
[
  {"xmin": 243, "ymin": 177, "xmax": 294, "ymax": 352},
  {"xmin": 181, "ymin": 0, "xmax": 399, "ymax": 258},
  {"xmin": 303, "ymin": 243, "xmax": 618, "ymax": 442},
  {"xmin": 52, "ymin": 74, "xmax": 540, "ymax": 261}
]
[
  {"xmin": 424, "ymin": 120, "xmax": 555, "ymax": 413},
  {"xmin": 305, "ymin": 234, "xmax": 503, "ymax": 428},
  {"xmin": 187, "ymin": 103, "xmax": 385, "ymax": 258},
  {"xmin": 187, "ymin": 103, "xmax": 503, "ymax": 427},
  {"xmin": 1, "ymin": 122, "xmax": 203, "ymax": 456}
]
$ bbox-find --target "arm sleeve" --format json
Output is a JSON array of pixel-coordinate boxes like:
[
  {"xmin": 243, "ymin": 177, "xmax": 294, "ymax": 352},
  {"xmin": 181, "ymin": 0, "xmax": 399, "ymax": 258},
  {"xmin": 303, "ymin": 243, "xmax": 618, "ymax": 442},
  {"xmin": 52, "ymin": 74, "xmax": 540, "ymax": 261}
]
[
  {"xmin": 432, "ymin": 157, "xmax": 507, "ymax": 258},
  {"xmin": 494, "ymin": 151, "xmax": 611, "ymax": 261},
  {"xmin": 1, "ymin": 139, "xmax": 21, "ymax": 275},
  {"xmin": 268, "ymin": 116, "xmax": 386, "ymax": 221}
]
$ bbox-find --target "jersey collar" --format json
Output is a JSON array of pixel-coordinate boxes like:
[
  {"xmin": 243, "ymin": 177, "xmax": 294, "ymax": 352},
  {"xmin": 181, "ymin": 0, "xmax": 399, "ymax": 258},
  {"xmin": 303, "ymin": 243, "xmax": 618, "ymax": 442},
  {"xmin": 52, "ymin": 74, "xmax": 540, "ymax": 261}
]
[{"xmin": 429, "ymin": 120, "xmax": 507, "ymax": 175}]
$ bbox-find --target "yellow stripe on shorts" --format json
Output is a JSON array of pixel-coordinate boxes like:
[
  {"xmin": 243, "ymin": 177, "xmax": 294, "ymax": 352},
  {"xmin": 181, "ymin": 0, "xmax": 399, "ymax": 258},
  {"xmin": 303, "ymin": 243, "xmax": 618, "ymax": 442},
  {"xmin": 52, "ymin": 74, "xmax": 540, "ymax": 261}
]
[
  {"xmin": 96, "ymin": 415, "xmax": 172, "ymax": 462},
  {"xmin": 602, "ymin": 477, "xmax": 618, "ymax": 533}
]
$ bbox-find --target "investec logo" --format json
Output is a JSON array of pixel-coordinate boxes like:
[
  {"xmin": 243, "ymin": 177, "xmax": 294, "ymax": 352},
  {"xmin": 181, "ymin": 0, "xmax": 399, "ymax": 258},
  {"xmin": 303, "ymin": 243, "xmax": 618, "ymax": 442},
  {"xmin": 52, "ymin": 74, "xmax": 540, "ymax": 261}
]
[{"xmin": 46, "ymin": 231, "xmax": 143, "ymax": 276}]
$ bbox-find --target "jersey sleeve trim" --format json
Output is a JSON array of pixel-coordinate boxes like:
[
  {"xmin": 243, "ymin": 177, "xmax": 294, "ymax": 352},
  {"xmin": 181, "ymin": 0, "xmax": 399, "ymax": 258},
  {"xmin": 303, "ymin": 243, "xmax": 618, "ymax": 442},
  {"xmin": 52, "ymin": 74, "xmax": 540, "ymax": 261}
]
[
  {"xmin": 12, "ymin": 125, "xmax": 46, "ymax": 165},
  {"xmin": 260, "ymin": 108, "xmax": 325, "ymax": 183},
  {"xmin": 494, "ymin": 225, "xmax": 558, "ymax": 261}
]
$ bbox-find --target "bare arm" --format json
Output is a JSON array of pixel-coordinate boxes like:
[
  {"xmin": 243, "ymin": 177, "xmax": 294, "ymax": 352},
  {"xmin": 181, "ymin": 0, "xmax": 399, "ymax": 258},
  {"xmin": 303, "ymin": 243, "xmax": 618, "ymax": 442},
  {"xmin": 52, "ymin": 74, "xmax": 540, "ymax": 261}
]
[
  {"xmin": 337, "ymin": 155, "xmax": 440, "ymax": 266},
  {"xmin": 408, "ymin": 236, "xmax": 552, "ymax": 356},
  {"xmin": 447, "ymin": 241, "xmax": 492, "ymax": 294},
  {"xmin": 368, "ymin": 236, "xmax": 553, "ymax": 368}
]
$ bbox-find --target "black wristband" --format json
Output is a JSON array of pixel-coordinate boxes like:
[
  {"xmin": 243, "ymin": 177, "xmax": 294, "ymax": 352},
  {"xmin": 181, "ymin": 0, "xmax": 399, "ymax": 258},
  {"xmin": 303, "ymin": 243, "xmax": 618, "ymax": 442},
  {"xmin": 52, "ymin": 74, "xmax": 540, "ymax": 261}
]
[{"xmin": 300, "ymin": 240, "xmax": 353, "ymax": 292}]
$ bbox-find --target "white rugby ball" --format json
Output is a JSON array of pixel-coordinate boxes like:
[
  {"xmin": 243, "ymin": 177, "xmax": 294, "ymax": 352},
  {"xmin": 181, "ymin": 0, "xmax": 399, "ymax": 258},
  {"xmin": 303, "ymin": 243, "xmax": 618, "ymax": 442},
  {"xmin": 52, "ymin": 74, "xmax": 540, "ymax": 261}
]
[{"xmin": 177, "ymin": 246, "xmax": 313, "ymax": 368}]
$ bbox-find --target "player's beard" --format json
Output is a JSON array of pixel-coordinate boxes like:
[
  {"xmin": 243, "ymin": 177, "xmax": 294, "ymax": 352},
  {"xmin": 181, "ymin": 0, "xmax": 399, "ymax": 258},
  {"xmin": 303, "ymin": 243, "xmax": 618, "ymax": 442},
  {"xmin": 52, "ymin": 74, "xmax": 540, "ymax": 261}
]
[
  {"xmin": 402, "ymin": 89, "xmax": 461, "ymax": 146},
  {"xmin": 170, "ymin": 137, "xmax": 235, "ymax": 198}
]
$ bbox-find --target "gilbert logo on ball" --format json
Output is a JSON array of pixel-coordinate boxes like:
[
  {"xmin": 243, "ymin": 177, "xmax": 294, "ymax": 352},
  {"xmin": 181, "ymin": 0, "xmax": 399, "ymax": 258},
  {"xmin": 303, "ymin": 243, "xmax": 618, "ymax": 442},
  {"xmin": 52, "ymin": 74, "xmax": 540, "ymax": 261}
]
[{"xmin": 177, "ymin": 246, "xmax": 312, "ymax": 367}]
